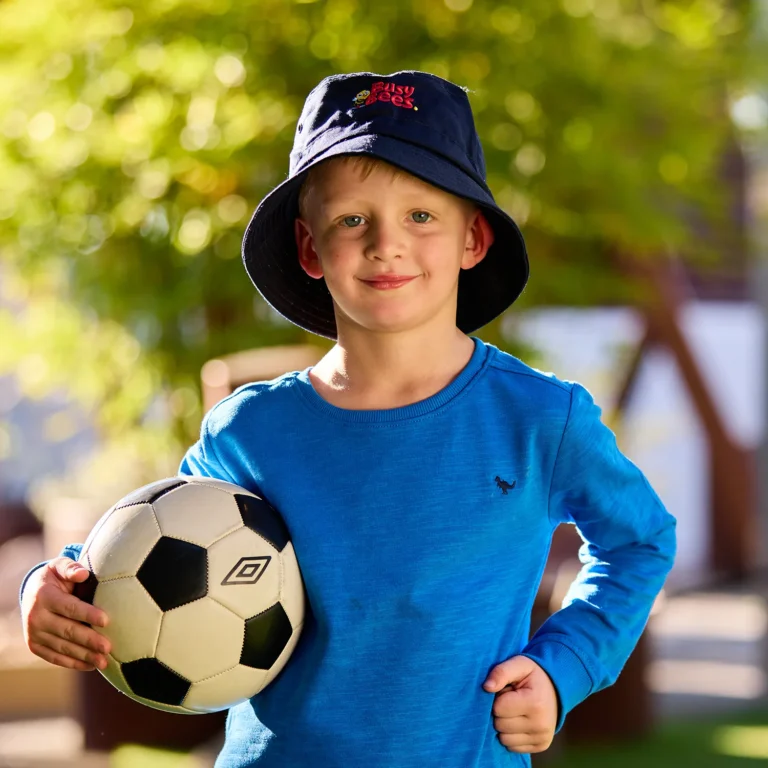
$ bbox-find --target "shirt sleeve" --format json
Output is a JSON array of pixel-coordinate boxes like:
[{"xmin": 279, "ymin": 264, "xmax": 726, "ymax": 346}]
[
  {"xmin": 519, "ymin": 382, "xmax": 677, "ymax": 733},
  {"xmin": 178, "ymin": 409, "xmax": 240, "ymax": 483},
  {"xmin": 18, "ymin": 543, "xmax": 84, "ymax": 607}
]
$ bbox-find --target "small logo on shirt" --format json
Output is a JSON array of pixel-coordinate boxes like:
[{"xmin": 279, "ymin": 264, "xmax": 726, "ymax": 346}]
[
  {"xmin": 353, "ymin": 81, "xmax": 418, "ymax": 110},
  {"xmin": 495, "ymin": 476, "xmax": 516, "ymax": 495}
]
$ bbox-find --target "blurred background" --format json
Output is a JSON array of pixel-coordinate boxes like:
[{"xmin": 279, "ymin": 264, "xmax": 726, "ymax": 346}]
[{"xmin": 0, "ymin": 0, "xmax": 767, "ymax": 765}]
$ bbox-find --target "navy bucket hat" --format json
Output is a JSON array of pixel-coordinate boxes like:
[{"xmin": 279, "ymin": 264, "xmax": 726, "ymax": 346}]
[{"xmin": 242, "ymin": 70, "xmax": 529, "ymax": 340}]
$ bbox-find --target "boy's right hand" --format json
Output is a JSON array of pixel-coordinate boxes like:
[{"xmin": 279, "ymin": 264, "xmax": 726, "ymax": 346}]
[{"xmin": 21, "ymin": 557, "xmax": 111, "ymax": 672}]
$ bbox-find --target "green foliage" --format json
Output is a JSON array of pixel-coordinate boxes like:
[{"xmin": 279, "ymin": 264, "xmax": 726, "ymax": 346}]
[
  {"xmin": 0, "ymin": 0, "xmax": 754, "ymax": 467},
  {"xmin": 111, "ymin": 743, "xmax": 208, "ymax": 767}
]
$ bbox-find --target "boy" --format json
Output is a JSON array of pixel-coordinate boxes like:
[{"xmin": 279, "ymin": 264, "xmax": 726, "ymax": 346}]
[{"xmin": 20, "ymin": 71, "xmax": 676, "ymax": 767}]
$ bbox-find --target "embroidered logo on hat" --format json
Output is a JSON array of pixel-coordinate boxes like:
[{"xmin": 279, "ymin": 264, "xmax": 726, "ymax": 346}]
[{"xmin": 353, "ymin": 81, "xmax": 417, "ymax": 110}]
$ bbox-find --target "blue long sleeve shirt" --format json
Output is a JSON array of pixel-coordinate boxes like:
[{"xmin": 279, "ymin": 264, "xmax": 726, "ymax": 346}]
[{"xmin": 23, "ymin": 336, "xmax": 676, "ymax": 767}]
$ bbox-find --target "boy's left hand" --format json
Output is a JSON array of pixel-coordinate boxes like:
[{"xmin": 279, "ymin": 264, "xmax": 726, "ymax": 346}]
[{"xmin": 483, "ymin": 656, "xmax": 558, "ymax": 754}]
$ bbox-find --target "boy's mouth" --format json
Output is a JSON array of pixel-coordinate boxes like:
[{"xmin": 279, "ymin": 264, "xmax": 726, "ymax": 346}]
[
  {"xmin": 360, "ymin": 275, "xmax": 418, "ymax": 289},
  {"xmin": 361, "ymin": 274, "xmax": 418, "ymax": 282}
]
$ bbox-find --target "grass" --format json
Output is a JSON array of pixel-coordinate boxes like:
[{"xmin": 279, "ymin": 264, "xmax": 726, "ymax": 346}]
[
  {"xmin": 111, "ymin": 744, "xmax": 212, "ymax": 768},
  {"xmin": 547, "ymin": 707, "xmax": 768, "ymax": 767}
]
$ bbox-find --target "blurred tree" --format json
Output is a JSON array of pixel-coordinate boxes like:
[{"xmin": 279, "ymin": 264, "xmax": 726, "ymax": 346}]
[{"xmin": 0, "ymin": 0, "xmax": 756, "ymax": 471}]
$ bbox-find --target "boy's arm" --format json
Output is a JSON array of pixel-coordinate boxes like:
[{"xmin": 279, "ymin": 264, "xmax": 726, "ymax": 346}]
[{"xmin": 520, "ymin": 383, "xmax": 677, "ymax": 733}]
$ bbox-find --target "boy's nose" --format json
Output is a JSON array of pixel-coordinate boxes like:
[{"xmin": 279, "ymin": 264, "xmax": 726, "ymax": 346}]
[{"xmin": 364, "ymin": 222, "xmax": 405, "ymax": 261}]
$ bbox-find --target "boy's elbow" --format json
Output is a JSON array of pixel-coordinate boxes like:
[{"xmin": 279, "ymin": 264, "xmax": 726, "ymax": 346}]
[{"xmin": 651, "ymin": 510, "xmax": 677, "ymax": 572}]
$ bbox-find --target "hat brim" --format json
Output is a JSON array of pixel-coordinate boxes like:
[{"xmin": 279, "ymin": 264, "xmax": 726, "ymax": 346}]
[{"xmin": 241, "ymin": 133, "xmax": 529, "ymax": 340}]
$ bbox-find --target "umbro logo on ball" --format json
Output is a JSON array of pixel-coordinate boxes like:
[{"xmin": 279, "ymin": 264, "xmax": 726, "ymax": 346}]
[{"xmin": 222, "ymin": 556, "xmax": 271, "ymax": 586}]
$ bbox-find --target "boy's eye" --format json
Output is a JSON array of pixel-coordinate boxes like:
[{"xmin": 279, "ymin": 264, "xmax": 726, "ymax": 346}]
[
  {"xmin": 411, "ymin": 211, "xmax": 431, "ymax": 223},
  {"xmin": 341, "ymin": 215, "xmax": 364, "ymax": 228}
]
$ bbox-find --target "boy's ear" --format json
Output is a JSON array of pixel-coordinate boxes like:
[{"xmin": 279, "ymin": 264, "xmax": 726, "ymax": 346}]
[
  {"xmin": 295, "ymin": 218, "xmax": 323, "ymax": 279},
  {"xmin": 461, "ymin": 207, "xmax": 495, "ymax": 270}
]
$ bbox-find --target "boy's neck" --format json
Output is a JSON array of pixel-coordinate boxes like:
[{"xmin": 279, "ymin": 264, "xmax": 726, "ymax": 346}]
[{"xmin": 309, "ymin": 326, "xmax": 475, "ymax": 410}]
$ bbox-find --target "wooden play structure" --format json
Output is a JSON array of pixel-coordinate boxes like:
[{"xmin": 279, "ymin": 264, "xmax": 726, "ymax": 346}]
[{"xmin": 614, "ymin": 258, "xmax": 757, "ymax": 581}]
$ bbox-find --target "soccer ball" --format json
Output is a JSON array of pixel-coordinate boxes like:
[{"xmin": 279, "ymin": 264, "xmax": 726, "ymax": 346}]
[{"xmin": 73, "ymin": 476, "xmax": 305, "ymax": 714}]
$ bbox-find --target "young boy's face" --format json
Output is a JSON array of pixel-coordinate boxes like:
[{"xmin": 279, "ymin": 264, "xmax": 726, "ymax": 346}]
[{"xmin": 294, "ymin": 157, "xmax": 493, "ymax": 339}]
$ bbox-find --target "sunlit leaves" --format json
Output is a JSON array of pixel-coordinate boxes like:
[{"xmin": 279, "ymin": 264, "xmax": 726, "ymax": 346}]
[
  {"xmin": 0, "ymin": 0, "xmax": 754, "ymax": 466},
  {"xmin": 0, "ymin": 287, "xmax": 157, "ymax": 436}
]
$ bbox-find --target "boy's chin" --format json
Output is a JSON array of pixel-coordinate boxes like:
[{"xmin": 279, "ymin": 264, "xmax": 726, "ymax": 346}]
[{"xmin": 335, "ymin": 311, "xmax": 450, "ymax": 339}]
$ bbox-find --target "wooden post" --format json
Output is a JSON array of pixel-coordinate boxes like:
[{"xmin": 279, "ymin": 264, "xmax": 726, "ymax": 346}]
[
  {"xmin": 533, "ymin": 509, "xmax": 654, "ymax": 749},
  {"xmin": 616, "ymin": 257, "xmax": 756, "ymax": 579},
  {"xmin": 78, "ymin": 676, "xmax": 227, "ymax": 752},
  {"xmin": 201, "ymin": 344, "xmax": 325, "ymax": 414}
]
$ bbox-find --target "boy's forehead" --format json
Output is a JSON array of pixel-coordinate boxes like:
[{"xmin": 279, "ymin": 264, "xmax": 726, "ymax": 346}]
[
  {"xmin": 312, "ymin": 158, "xmax": 461, "ymax": 203},
  {"xmin": 319, "ymin": 157, "xmax": 422, "ymax": 186}
]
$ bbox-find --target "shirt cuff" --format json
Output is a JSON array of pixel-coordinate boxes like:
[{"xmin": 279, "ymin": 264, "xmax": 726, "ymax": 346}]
[
  {"xmin": 519, "ymin": 638, "xmax": 594, "ymax": 733},
  {"xmin": 18, "ymin": 562, "xmax": 47, "ymax": 607},
  {"xmin": 17, "ymin": 543, "xmax": 84, "ymax": 607}
]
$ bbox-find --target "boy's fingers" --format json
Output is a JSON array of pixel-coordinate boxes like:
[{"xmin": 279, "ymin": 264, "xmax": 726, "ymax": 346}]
[
  {"xmin": 31, "ymin": 633, "xmax": 107, "ymax": 670},
  {"xmin": 50, "ymin": 558, "xmax": 90, "ymax": 583},
  {"xmin": 492, "ymin": 690, "xmax": 530, "ymax": 719},
  {"xmin": 28, "ymin": 640, "xmax": 98, "ymax": 672},
  {"xmin": 492, "ymin": 715, "xmax": 531, "ymax": 734},
  {"xmin": 39, "ymin": 613, "xmax": 111, "ymax": 656},
  {"xmin": 41, "ymin": 587, "xmax": 108, "ymax": 628}
]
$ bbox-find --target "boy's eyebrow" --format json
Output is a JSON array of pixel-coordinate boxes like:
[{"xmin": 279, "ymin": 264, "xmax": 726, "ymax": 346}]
[{"xmin": 318, "ymin": 189, "xmax": 447, "ymax": 209}]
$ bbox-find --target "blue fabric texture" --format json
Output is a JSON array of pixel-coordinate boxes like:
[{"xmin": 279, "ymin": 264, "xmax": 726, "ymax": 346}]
[{"xmin": 23, "ymin": 336, "xmax": 676, "ymax": 767}]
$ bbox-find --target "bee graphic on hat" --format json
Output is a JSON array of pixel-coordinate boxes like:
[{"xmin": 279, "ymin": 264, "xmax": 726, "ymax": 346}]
[
  {"xmin": 352, "ymin": 89, "xmax": 370, "ymax": 108},
  {"xmin": 354, "ymin": 81, "xmax": 417, "ymax": 110}
]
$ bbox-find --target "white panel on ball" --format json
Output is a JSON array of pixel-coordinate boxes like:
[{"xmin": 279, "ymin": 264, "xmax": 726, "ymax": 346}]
[
  {"xmin": 156, "ymin": 598, "xmax": 244, "ymax": 683},
  {"xmin": 278, "ymin": 541, "xmax": 306, "ymax": 630},
  {"xmin": 189, "ymin": 477, "xmax": 259, "ymax": 497},
  {"xmin": 80, "ymin": 505, "xmax": 117, "ymax": 560},
  {"xmin": 101, "ymin": 653, "xmax": 130, "ymax": 694},
  {"xmin": 95, "ymin": 577, "xmax": 163, "ymax": 662},
  {"xmin": 153, "ymin": 482, "xmax": 244, "ymax": 548},
  {"xmin": 206, "ymin": 526, "xmax": 281, "ymax": 619},
  {"xmin": 131, "ymin": 694, "xmax": 196, "ymax": 715},
  {"xmin": 86, "ymin": 503, "xmax": 161, "ymax": 581},
  {"xmin": 184, "ymin": 664, "xmax": 269, "ymax": 713}
]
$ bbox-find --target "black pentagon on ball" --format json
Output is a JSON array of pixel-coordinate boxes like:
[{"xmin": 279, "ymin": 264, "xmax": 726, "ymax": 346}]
[
  {"xmin": 115, "ymin": 477, "xmax": 187, "ymax": 510},
  {"xmin": 235, "ymin": 494, "xmax": 290, "ymax": 552},
  {"xmin": 122, "ymin": 657, "xmax": 191, "ymax": 706},
  {"xmin": 241, "ymin": 603, "xmax": 293, "ymax": 669},
  {"xmin": 137, "ymin": 537, "xmax": 207, "ymax": 611},
  {"xmin": 72, "ymin": 567, "xmax": 98, "ymax": 606}
]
